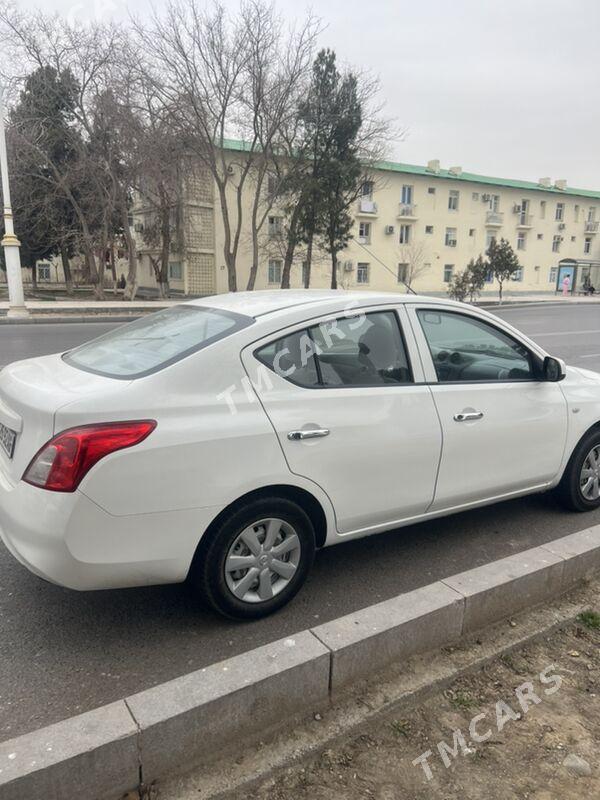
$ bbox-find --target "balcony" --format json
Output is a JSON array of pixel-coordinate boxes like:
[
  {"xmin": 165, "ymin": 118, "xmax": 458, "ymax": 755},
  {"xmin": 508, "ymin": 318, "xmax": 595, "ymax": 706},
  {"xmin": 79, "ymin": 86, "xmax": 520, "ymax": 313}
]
[
  {"xmin": 485, "ymin": 211, "xmax": 504, "ymax": 227},
  {"xmin": 585, "ymin": 220, "xmax": 599, "ymax": 234},
  {"xmin": 357, "ymin": 198, "xmax": 378, "ymax": 215},
  {"xmin": 516, "ymin": 214, "xmax": 533, "ymax": 228},
  {"xmin": 397, "ymin": 203, "xmax": 418, "ymax": 220}
]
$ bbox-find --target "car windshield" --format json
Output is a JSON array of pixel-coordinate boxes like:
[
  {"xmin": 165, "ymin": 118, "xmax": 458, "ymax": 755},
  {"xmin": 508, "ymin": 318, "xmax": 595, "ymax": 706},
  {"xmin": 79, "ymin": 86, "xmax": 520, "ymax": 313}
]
[{"xmin": 63, "ymin": 305, "xmax": 253, "ymax": 379}]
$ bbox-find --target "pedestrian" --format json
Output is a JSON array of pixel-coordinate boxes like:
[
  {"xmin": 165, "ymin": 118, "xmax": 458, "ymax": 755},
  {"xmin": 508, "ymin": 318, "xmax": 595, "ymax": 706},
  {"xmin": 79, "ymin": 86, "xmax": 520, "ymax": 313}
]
[{"xmin": 562, "ymin": 274, "xmax": 571, "ymax": 297}]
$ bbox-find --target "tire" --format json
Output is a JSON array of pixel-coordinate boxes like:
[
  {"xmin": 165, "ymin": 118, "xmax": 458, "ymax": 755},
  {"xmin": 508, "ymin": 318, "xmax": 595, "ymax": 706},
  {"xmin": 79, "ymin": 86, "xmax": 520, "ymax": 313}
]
[
  {"xmin": 556, "ymin": 429, "xmax": 600, "ymax": 512},
  {"xmin": 191, "ymin": 497, "xmax": 316, "ymax": 620}
]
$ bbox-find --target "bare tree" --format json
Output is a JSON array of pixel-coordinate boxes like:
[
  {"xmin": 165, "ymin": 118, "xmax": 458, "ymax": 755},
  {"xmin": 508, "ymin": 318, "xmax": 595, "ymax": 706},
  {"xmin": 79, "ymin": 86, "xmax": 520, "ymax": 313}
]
[
  {"xmin": 136, "ymin": 0, "xmax": 318, "ymax": 293},
  {"xmin": 398, "ymin": 242, "xmax": 430, "ymax": 290}
]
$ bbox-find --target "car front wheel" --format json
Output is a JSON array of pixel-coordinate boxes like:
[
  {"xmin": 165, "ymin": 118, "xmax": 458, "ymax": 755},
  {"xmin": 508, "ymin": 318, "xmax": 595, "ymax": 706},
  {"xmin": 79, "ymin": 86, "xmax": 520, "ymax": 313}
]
[
  {"xmin": 192, "ymin": 497, "xmax": 316, "ymax": 619},
  {"xmin": 556, "ymin": 430, "xmax": 600, "ymax": 512}
]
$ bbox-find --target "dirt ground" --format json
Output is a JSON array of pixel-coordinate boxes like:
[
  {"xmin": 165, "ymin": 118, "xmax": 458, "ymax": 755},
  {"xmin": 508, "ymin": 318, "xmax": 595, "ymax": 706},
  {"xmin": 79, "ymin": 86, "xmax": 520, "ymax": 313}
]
[{"xmin": 238, "ymin": 615, "xmax": 600, "ymax": 800}]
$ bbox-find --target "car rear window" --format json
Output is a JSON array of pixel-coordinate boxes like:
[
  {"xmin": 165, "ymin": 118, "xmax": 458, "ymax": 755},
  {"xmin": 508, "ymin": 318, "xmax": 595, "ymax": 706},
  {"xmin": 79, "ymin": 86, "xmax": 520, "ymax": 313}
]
[{"xmin": 63, "ymin": 305, "xmax": 253, "ymax": 379}]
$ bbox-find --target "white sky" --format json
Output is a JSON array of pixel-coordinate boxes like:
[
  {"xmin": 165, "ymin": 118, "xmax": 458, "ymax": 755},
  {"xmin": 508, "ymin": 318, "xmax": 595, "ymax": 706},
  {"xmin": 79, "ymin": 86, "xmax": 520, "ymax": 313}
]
[{"xmin": 21, "ymin": 0, "xmax": 600, "ymax": 190}]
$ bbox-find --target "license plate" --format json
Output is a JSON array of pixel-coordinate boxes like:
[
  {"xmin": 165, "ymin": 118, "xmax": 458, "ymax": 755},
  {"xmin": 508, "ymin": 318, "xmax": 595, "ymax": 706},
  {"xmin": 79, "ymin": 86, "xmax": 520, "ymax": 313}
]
[{"xmin": 0, "ymin": 422, "xmax": 16, "ymax": 459}]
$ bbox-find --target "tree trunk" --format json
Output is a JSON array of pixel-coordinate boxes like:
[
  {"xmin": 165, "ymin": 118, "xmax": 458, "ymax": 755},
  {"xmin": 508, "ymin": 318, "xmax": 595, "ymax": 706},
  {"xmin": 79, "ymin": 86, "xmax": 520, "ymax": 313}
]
[
  {"xmin": 60, "ymin": 245, "xmax": 74, "ymax": 296},
  {"xmin": 121, "ymin": 206, "xmax": 138, "ymax": 301},
  {"xmin": 281, "ymin": 205, "xmax": 302, "ymax": 289},
  {"xmin": 330, "ymin": 248, "xmax": 338, "ymax": 290},
  {"xmin": 498, "ymin": 280, "xmax": 503, "ymax": 305},
  {"xmin": 158, "ymin": 202, "xmax": 171, "ymax": 299},
  {"xmin": 246, "ymin": 228, "xmax": 260, "ymax": 291},
  {"xmin": 217, "ymin": 183, "xmax": 237, "ymax": 292},
  {"xmin": 304, "ymin": 235, "xmax": 313, "ymax": 288},
  {"xmin": 31, "ymin": 263, "xmax": 37, "ymax": 291}
]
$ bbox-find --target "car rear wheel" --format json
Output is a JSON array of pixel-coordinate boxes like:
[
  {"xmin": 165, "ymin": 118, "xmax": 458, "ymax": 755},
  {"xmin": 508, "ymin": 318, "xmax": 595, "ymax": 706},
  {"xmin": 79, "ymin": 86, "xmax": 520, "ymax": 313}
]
[
  {"xmin": 192, "ymin": 497, "xmax": 316, "ymax": 619},
  {"xmin": 556, "ymin": 430, "xmax": 600, "ymax": 512}
]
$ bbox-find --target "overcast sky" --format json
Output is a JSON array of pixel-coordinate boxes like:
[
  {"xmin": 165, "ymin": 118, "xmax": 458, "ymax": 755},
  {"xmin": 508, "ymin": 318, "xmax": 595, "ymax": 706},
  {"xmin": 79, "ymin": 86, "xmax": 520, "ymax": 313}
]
[{"xmin": 21, "ymin": 0, "xmax": 600, "ymax": 190}]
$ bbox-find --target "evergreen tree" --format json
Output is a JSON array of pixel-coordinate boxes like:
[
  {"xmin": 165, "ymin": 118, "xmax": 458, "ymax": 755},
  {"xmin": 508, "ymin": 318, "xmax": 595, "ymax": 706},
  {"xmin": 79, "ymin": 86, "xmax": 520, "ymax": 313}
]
[{"xmin": 487, "ymin": 237, "xmax": 521, "ymax": 304}]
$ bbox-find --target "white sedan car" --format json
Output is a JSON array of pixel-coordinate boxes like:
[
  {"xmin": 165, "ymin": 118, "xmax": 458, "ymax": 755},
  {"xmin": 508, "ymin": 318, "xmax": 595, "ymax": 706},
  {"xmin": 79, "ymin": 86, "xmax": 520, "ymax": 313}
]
[{"xmin": 1, "ymin": 291, "xmax": 599, "ymax": 619}]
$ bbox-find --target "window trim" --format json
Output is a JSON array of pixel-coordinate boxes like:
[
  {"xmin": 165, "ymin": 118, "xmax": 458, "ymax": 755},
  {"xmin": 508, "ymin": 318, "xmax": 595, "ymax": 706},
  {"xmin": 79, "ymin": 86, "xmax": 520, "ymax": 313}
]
[
  {"xmin": 411, "ymin": 306, "xmax": 543, "ymax": 386},
  {"xmin": 253, "ymin": 309, "xmax": 415, "ymax": 389}
]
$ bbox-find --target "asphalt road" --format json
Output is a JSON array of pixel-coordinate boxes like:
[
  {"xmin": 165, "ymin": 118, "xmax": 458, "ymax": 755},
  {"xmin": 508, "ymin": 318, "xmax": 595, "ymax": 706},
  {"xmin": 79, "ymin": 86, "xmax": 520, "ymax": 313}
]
[{"xmin": 0, "ymin": 303, "xmax": 599, "ymax": 741}]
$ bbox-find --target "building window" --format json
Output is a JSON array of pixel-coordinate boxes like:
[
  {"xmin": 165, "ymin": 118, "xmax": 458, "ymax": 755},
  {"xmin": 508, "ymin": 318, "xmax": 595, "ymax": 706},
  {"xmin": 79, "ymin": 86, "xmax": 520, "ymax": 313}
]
[
  {"xmin": 360, "ymin": 181, "xmax": 373, "ymax": 199},
  {"xmin": 268, "ymin": 216, "xmax": 283, "ymax": 237},
  {"xmin": 401, "ymin": 184, "xmax": 413, "ymax": 204},
  {"xmin": 589, "ymin": 207, "xmax": 597, "ymax": 222},
  {"xmin": 301, "ymin": 261, "xmax": 308, "ymax": 285},
  {"xmin": 397, "ymin": 263, "xmax": 408, "ymax": 283},
  {"xmin": 485, "ymin": 231, "xmax": 496, "ymax": 250},
  {"xmin": 517, "ymin": 232, "xmax": 526, "ymax": 251},
  {"xmin": 445, "ymin": 227, "xmax": 457, "ymax": 247},
  {"xmin": 488, "ymin": 194, "xmax": 500, "ymax": 212},
  {"xmin": 555, "ymin": 203, "xmax": 564, "ymax": 222},
  {"xmin": 267, "ymin": 175, "xmax": 277, "ymax": 196},
  {"xmin": 549, "ymin": 266, "xmax": 558, "ymax": 283},
  {"xmin": 485, "ymin": 269, "xmax": 494, "ymax": 283},
  {"xmin": 399, "ymin": 224, "xmax": 411, "ymax": 244},
  {"xmin": 537, "ymin": 233, "xmax": 543, "ymax": 240},
  {"xmin": 37, "ymin": 263, "xmax": 51, "ymax": 282},
  {"xmin": 425, "ymin": 225, "xmax": 434, "ymax": 234},
  {"xmin": 552, "ymin": 235, "xmax": 561, "ymax": 253},
  {"xmin": 472, "ymin": 192, "xmax": 479, "ymax": 201},
  {"xmin": 443, "ymin": 264, "xmax": 454, "ymax": 283},
  {"xmin": 268, "ymin": 259, "xmax": 282, "ymax": 284},
  {"xmin": 358, "ymin": 221, "xmax": 371, "ymax": 243},
  {"xmin": 448, "ymin": 190, "xmax": 459, "ymax": 211},
  {"xmin": 574, "ymin": 204, "xmax": 580, "ymax": 222},
  {"xmin": 584, "ymin": 236, "xmax": 592, "ymax": 254},
  {"xmin": 512, "ymin": 268, "xmax": 523, "ymax": 282},
  {"xmin": 469, "ymin": 228, "xmax": 475, "ymax": 237},
  {"xmin": 427, "ymin": 186, "xmax": 436, "ymax": 194},
  {"xmin": 168, "ymin": 261, "xmax": 183, "ymax": 280},
  {"xmin": 357, "ymin": 263, "xmax": 370, "ymax": 284},
  {"xmin": 540, "ymin": 200, "xmax": 546, "ymax": 219}
]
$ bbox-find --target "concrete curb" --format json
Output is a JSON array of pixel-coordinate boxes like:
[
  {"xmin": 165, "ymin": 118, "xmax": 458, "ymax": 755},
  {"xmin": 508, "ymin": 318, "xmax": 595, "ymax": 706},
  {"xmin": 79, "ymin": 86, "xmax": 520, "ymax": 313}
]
[
  {"xmin": 1, "ymin": 525, "xmax": 599, "ymax": 799},
  {"xmin": 0, "ymin": 314, "xmax": 147, "ymax": 325}
]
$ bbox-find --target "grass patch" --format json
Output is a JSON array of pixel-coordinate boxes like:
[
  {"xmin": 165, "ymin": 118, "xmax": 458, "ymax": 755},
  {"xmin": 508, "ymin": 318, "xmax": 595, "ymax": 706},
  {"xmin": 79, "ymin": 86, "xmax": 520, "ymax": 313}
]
[
  {"xmin": 577, "ymin": 610, "xmax": 600, "ymax": 630},
  {"xmin": 389, "ymin": 719, "xmax": 411, "ymax": 738},
  {"xmin": 445, "ymin": 689, "xmax": 477, "ymax": 710}
]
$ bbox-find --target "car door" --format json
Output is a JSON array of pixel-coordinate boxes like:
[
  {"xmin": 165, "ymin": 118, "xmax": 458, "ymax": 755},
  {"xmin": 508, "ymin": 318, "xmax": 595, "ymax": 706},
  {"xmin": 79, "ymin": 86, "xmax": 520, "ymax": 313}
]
[
  {"xmin": 241, "ymin": 305, "xmax": 442, "ymax": 535},
  {"xmin": 407, "ymin": 304, "xmax": 568, "ymax": 511}
]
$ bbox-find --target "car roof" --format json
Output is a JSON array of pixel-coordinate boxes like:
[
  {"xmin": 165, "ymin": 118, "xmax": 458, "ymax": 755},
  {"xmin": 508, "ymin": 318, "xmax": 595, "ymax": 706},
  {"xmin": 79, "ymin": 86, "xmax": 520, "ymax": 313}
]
[{"xmin": 184, "ymin": 290, "xmax": 462, "ymax": 318}]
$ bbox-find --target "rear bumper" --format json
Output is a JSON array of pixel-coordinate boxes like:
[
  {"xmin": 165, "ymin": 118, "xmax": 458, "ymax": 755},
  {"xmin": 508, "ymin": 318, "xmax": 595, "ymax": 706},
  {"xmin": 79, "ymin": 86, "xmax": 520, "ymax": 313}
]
[{"xmin": 0, "ymin": 469, "xmax": 223, "ymax": 590}]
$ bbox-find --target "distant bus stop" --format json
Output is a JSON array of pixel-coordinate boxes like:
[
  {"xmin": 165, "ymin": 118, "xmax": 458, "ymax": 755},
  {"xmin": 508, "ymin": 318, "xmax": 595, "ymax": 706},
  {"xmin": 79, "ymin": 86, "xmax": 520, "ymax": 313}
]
[{"xmin": 556, "ymin": 259, "xmax": 600, "ymax": 294}]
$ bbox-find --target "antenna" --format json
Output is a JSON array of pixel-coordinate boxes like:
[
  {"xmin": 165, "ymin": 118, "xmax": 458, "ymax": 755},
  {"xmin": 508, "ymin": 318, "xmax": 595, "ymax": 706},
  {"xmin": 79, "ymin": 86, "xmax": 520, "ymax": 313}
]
[{"xmin": 353, "ymin": 238, "xmax": 418, "ymax": 294}]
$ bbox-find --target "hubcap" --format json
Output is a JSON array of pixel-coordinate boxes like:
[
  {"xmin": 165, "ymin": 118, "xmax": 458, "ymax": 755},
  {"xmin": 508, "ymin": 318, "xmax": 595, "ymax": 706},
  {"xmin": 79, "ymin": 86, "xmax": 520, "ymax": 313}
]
[
  {"xmin": 224, "ymin": 518, "xmax": 301, "ymax": 604},
  {"xmin": 580, "ymin": 445, "xmax": 600, "ymax": 501}
]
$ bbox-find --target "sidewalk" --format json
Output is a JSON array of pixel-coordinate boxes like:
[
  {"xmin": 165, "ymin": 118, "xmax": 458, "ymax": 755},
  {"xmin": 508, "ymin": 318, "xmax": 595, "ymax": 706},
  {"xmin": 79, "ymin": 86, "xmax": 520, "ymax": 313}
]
[{"xmin": 0, "ymin": 299, "xmax": 180, "ymax": 324}]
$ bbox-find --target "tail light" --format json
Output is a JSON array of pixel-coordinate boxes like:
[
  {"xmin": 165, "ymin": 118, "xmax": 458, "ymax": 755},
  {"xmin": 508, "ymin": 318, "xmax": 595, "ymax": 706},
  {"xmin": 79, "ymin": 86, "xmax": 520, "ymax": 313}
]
[{"xmin": 23, "ymin": 420, "xmax": 157, "ymax": 492}]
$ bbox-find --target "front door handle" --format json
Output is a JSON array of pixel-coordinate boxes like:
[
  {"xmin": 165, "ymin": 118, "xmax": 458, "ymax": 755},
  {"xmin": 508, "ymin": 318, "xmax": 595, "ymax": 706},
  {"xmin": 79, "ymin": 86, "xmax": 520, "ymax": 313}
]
[
  {"xmin": 454, "ymin": 411, "xmax": 484, "ymax": 422},
  {"xmin": 287, "ymin": 428, "xmax": 330, "ymax": 441}
]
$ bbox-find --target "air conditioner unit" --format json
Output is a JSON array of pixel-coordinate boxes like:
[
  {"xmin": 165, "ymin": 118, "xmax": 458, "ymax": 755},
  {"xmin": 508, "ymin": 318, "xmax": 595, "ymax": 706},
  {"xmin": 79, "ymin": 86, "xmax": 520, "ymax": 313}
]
[
  {"xmin": 447, "ymin": 239, "xmax": 457, "ymax": 247},
  {"xmin": 481, "ymin": 194, "xmax": 490, "ymax": 202},
  {"xmin": 513, "ymin": 204, "xmax": 522, "ymax": 214},
  {"xmin": 344, "ymin": 261, "xmax": 354, "ymax": 272},
  {"xmin": 134, "ymin": 222, "xmax": 144, "ymax": 233},
  {"xmin": 559, "ymin": 236, "xmax": 564, "ymax": 242},
  {"xmin": 558, "ymin": 223, "xmax": 566, "ymax": 230},
  {"xmin": 385, "ymin": 225, "xmax": 395, "ymax": 234},
  {"xmin": 357, "ymin": 236, "xmax": 368, "ymax": 244}
]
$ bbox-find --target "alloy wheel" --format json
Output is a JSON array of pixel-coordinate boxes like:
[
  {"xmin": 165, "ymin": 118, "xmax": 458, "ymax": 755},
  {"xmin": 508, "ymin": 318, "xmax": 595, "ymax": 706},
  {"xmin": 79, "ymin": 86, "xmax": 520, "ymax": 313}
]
[
  {"xmin": 224, "ymin": 518, "xmax": 302, "ymax": 603},
  {"xmin": 580, "ymin": 445, "xmax": 600, "ymax": 501}
]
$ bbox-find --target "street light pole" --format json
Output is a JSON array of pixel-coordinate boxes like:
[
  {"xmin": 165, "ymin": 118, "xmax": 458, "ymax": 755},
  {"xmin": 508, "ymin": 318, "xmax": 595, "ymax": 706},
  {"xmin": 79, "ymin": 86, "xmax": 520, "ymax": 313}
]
[{"xmin": 0, "ymin": 84, "xmax": 28, "ymax": 317}]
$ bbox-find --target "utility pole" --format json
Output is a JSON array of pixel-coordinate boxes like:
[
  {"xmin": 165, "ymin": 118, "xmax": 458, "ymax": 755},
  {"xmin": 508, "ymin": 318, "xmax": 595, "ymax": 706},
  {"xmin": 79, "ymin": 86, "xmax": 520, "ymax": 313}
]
[{"xmin": 0, "ymin": 84, "xmax": 28, "ymax": 317}]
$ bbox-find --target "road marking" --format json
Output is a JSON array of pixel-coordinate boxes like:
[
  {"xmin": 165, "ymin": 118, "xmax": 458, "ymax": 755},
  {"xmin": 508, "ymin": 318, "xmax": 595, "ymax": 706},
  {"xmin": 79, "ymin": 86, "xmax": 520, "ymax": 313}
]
[
  {"xmin": 579, "ymin": 353, "xmax": 600, "ymax": 359},
  {"xmin": 532, "ymin": 329, "xmax": 600, "ymax": 337}
]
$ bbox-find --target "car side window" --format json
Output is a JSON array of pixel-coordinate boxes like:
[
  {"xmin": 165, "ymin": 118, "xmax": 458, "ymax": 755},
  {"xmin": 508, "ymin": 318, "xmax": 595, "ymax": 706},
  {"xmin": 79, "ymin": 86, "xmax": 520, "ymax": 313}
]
[
  {"xmin": 417, "ymin": 309, "xmax": 534, "ymax": 383},
  {"xmin": 256, "ymin": 311, "xmax": 413, "ymax": 388},
  {"xmin": 310, "ymin": 311, "xmax": 412, "ymax": 386},
  {"xmin": 255, "ymin": 329, "xmax": 320, "ymax": 388}
]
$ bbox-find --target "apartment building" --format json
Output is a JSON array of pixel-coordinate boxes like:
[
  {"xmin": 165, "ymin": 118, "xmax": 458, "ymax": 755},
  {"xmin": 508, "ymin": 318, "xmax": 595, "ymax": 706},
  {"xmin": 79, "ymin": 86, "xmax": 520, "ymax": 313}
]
[{"xmin": 133, "ymin": 143, "xmax": 600, "ymax": 297}]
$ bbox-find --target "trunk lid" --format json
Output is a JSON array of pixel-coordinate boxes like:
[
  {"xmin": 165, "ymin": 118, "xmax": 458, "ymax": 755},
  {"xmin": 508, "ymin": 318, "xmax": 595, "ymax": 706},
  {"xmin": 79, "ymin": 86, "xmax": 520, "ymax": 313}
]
[{"xmin": 0, "ymin": 354, "xmax": 131, "ymax": 481}]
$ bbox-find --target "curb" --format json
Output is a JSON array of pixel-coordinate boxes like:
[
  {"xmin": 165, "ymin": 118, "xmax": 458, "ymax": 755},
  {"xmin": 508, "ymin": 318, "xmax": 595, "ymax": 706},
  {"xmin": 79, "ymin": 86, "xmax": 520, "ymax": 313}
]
[
  {"xmin": 1, "ymin": 525, "xmax": 599, "ymax": 799},
  {"xmin": 0, "ymin": 314, "xmax": 149, "ymax": 325}
]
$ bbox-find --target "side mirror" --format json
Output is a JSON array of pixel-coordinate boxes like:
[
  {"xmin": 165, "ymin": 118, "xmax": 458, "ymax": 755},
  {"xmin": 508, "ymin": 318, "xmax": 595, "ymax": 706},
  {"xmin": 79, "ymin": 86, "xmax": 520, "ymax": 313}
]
[{"xmin": 544, "ymin": 356, "xmax": 566, "ymax": 382}]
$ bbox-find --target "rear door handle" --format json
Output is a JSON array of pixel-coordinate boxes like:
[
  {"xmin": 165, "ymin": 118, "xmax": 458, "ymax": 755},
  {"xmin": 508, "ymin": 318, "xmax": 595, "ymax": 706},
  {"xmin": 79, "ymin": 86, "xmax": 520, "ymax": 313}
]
[
  {"xmin": 454, "ymin": 411, "xmax": 484, "ymax": 422},
  {"xmin": 288, "ymin": 428, "xmax": 330, "ymax": 441}
]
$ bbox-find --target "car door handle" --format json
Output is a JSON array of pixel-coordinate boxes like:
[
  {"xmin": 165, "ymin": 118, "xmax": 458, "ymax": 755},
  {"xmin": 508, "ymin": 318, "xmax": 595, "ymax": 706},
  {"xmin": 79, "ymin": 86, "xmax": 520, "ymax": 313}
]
[
  {"xmin": 453, "ymin": 411, "xmax": 484, "ymax": 422},
  {"xmin": 287, "ymin": 428, "xmax": 330, "ymax": 441}
]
